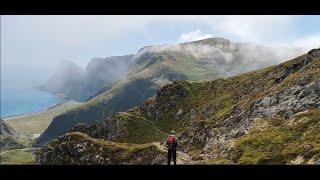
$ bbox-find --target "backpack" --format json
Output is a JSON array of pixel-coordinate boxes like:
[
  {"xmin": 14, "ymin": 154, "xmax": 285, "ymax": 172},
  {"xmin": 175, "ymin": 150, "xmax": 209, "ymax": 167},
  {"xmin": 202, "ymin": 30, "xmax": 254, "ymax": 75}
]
[{"xmin": 167, "ymin": 135, "xmax": 177, "ymax": 149}]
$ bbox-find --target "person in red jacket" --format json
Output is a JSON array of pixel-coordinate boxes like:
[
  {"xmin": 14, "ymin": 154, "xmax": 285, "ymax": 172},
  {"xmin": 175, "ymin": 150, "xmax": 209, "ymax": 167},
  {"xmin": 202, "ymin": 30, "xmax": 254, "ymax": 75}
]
[{"xmin": 166, "ymin": 130, "xmax": 179, "ymax": 165}]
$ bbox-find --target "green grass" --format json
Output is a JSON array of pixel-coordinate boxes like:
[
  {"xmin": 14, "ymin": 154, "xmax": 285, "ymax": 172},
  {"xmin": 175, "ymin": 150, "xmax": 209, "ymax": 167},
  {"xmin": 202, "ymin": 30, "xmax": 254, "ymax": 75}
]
[
  {"xmin": 233, "ymin": 109, "xmax": 320, "ymax": 164},
  {"xmin": 0, "ymin": 148, "xmax": 36, "ymax": 165},
  {"xmin": 0, "ymin": 136, "xmax": 25, "ymax": 151},
  {"xmin": 108, "ymin": 111, "xmax": 167, "ymax": 143},
  {"xmin": 164, "ymin": 51, "xmax": 218, "ymax": 80}
]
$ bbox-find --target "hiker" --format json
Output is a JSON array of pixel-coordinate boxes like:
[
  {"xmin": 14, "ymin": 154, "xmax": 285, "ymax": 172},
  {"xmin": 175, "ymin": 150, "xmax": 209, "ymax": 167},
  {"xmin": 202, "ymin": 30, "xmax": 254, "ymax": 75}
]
[{"xmin": 166, "ymin": 130, "xmax": 179, "ymax": 165}]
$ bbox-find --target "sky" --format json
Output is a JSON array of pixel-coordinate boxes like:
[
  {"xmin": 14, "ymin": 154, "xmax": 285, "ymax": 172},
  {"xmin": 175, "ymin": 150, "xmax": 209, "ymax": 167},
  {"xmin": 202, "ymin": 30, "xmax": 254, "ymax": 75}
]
[{"xmin": 2, "ymin": 15, "xmax": 320, "ymax": 90}]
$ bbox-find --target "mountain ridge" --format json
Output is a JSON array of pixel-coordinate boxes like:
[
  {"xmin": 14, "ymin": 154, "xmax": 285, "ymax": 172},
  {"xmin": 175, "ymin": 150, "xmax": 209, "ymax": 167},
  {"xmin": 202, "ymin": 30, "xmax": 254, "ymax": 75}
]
[
  {"xmin": 36, "ymin": 47, "xmax": 320, "ymax": 164},
  {"xmin": 36, "ymin": 37, "xmax": 305, "ymax": 146}
]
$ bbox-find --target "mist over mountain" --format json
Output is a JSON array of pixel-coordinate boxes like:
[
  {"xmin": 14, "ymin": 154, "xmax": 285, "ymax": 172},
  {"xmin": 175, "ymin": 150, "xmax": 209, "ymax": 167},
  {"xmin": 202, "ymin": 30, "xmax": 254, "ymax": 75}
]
[
  {"xmin": 37, "ymin": 60, "xmax": 85, "ymax": 100},
  {"xmin": 84, "ymin": 55, "xmax": 134, "ymax": 99},
  {"xmin": 137, "ymin": 38, "xmax": 303, "ymax": 76},
  {"xmin": 40, "ymin": 37, "xmax": 303, "ymax": 102},
  {"xmin": 38, "ymin": 55, "xmax": 134, "ymax": 101},
  {"xmin": 36, "ymin": 37, "xmax": 305, "ymax": 146}
]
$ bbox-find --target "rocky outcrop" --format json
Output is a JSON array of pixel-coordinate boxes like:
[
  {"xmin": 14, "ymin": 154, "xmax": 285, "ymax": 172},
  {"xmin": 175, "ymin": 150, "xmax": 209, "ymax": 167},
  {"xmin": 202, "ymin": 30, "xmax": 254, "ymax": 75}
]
[
  {"xmin": 252, "ymin": 81, "xmax": 320, "ymax": 119},
  {"xmin": 35, "ymin": 132, "xmax": 166, "ymax": 165},
  {"xmin": 141, "ymin": 81, "xmax": 190, "ymax": 123}
]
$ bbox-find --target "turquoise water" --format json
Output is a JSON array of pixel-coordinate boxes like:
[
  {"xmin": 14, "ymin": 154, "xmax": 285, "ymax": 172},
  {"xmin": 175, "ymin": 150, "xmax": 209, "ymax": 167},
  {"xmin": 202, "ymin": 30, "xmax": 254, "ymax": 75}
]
[{"xmin": 1, "ymin": 88, "xmax": 62, "ymax": 118}]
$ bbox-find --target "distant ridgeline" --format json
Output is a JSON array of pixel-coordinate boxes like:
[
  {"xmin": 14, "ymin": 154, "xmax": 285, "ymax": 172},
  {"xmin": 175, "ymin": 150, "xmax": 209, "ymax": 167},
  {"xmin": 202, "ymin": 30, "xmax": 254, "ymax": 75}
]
[{"xmin": 36, "ymin": 37, "xmax": 304, "ymax": 147}]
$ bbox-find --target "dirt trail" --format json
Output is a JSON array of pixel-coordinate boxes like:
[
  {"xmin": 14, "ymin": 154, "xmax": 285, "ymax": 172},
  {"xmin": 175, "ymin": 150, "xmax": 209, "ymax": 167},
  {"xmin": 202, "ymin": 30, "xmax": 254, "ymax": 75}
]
[{"xmin": 152, "ymin": 142, "xmax": 193, "ymax": 165}]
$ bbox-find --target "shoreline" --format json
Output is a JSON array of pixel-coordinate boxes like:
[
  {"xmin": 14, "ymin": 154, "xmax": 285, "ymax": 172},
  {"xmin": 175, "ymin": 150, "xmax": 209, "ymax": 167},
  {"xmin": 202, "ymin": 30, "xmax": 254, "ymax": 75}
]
[
  {"xmin": 3, "ymin": 98, "xmax": 70, "ymax": 121},
  {"xmin": 2, "ymin": 88, "xmax": 71, "ymax": 120}
]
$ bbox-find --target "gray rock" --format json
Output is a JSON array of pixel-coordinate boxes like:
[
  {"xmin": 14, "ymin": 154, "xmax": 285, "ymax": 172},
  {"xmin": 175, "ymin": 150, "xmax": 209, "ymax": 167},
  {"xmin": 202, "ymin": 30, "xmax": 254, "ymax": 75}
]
[
  {"xmin": 284, "ymin": 110, "xmax": 294, "ymax": 119},
  {"xmin": 175, "ymin": 108, "xmax": 184, "ymax": 120},
  {"xmin": 270, "ymin": 96, "xmax": 279, "ymax": 106},
  {"xmin": 190, "ymin": 109, "xmax": 197, "ymax": 125},
  {"xmin": 298, "ymin": 76, "xmax": 308, "ymax": 86},
  {"xmin": 260, "ymin": 97, "xmax": 271, "ymax": 107}
]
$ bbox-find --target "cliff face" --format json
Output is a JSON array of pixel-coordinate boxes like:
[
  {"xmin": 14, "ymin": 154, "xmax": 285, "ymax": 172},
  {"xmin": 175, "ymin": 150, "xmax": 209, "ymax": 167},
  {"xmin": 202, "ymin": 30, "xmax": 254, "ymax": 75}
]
[
  {"xmin": 37, "ymin": 37, "xmax": 304, "ymax": 146},
  {"xmin": 37, "ymin": 48, "xmax": 320, "ymax": 164}
]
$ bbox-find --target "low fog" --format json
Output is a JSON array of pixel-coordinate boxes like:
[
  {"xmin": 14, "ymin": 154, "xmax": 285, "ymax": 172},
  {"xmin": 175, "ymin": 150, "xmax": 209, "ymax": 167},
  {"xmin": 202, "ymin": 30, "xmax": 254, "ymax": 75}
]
[{"xmin": 135, "ymin": 40, "xmax": 305, "ymax": 75}]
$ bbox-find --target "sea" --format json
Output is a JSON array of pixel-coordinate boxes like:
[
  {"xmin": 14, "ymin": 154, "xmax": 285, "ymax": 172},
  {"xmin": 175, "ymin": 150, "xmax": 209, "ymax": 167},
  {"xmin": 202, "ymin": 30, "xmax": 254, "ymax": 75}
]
[{"xmin": 1, "ymin": 88, "xmax": 62, "ymax": 118}]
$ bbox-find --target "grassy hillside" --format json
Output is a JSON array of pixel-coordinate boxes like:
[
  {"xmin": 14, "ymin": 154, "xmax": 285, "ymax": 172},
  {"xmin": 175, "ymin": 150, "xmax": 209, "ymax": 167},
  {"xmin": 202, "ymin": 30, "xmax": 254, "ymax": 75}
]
[
  {"xmin": 0, "ymin": 148, "xmax": 37, "ymax": 164},
  {"xmin": 0, "ymin": 136, "xmax": 25, "ymax": 152},
  {"xmin": 37, "ymin": 48, "xmax": 320, "ymax": 164}
]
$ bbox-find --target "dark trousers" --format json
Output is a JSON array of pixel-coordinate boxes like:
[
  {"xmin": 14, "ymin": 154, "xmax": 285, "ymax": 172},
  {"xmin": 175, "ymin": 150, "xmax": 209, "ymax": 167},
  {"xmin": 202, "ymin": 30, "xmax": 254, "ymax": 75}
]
[{"xmin": 167, "ymin": 149, "xmax": 176, "ymax": 165}]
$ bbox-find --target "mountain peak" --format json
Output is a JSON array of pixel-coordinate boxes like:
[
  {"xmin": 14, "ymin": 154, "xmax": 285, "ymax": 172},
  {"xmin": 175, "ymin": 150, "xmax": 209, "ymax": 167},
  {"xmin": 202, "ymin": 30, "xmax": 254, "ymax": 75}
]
[
  {"xmin": 58, "ymin": 60, "xmax": 83, "ymax": 74},
  {"xmin": 182, "ymin": 37, "xmax": 231, "ymax": 46}
]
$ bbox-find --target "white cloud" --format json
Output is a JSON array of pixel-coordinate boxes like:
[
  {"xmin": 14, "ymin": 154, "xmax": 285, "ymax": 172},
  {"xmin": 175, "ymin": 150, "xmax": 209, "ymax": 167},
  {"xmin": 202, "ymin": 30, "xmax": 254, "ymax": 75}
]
[
  {"xmin": 179, "ymin": 29, "xmax": 213, "ymax": 42},
  {"xmin": 210, "ymin": 15, "xmax": 298, "ymax": 43},
  {"xmin": 293, "ymin": 34, "xmax": 320, "ymax": 51},
  {"xmin": 171, "ymin": 15, "xmax": 300, "ymax": 44}
]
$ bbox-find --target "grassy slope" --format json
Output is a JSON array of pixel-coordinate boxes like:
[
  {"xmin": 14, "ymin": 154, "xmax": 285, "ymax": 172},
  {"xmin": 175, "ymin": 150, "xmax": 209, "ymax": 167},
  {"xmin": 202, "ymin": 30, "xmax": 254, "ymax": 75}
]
[
  {"xmin": 0, "ymin": 148, "xmax": 37, "ymax": 164},
  {"xmin": 233, "ymin": 109, "xmax": 320, "ymax": 164},
  {"xmin": 114, "ymin": 111, "xmax": 167, "ymax": 143},
  {"xmin": 0, "ymin": 136, "xmax": 25, "ymax": 151}
]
